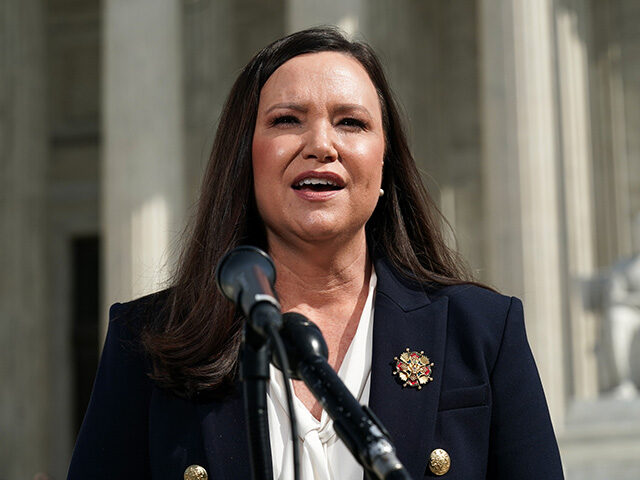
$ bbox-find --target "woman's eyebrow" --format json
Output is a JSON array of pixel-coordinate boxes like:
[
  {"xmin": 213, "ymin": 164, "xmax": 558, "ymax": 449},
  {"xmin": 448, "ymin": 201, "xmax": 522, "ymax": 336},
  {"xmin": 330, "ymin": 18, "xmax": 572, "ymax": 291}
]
[
  {"xmin": 265, "ymin": 103, "xmax": 308, "ymax": 114},
  {"xmin": 332, "ymin": 104, "xmax": 372, "ymax": 118},
  {"xmin": 264, "ymin": 103, "xmax": 372, "ymax": 118}
]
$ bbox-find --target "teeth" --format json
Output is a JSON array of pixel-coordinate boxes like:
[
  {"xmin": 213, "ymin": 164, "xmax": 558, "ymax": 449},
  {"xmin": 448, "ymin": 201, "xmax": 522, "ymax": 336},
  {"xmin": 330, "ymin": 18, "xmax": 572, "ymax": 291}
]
[{"xmin": 296, "ymin": 178, "xmax": 338, "ymax": 187}]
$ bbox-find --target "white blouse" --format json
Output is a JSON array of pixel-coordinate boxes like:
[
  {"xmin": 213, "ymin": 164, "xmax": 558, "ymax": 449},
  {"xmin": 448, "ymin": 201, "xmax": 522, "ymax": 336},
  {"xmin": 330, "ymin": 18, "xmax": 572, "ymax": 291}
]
[{"xmin": 267, "ymin": 266, "xmax": 377, "ymax": 480}]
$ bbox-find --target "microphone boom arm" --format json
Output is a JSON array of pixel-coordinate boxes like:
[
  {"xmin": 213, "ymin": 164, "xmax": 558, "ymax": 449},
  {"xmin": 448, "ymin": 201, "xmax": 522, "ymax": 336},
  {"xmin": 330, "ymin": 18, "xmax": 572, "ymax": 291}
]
[{"xmin": 275, "ymin": 312, "xmax": 413, "ymax": 480}]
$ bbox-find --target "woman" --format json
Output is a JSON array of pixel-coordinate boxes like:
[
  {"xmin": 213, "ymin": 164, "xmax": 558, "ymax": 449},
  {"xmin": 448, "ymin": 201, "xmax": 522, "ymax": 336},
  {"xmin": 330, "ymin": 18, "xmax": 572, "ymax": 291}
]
[{"xmin": 68, "ymin": 27, "xmax": 563, "ymax": 479}]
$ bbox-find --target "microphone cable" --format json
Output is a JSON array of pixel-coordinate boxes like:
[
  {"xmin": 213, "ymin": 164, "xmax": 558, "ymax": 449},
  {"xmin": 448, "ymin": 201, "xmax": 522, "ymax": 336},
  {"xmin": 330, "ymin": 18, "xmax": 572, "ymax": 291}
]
[{"xmin": 267, "ymin": 322, "xmax": 301, "ymax": 480}]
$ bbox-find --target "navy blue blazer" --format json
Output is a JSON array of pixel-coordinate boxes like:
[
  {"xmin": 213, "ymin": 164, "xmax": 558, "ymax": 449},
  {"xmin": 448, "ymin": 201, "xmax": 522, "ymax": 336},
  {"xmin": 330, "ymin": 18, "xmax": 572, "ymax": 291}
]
[{"xmin": 68, "ymin": 257, "xmax": 564, "ymax": 479}]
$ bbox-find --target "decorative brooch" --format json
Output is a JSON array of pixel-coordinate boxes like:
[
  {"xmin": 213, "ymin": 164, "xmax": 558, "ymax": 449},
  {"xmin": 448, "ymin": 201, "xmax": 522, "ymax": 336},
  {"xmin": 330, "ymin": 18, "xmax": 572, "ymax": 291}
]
[{"xmin": 393, "ymin": 348, "xmax": 434, "ymax": 389}]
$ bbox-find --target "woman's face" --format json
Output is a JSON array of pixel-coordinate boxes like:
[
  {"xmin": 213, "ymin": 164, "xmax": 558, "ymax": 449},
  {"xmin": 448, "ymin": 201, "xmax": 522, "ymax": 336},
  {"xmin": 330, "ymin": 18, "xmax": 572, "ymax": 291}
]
[{"xmin": 252, "ymin": 51, "xmax": 385, "ymax": 248}]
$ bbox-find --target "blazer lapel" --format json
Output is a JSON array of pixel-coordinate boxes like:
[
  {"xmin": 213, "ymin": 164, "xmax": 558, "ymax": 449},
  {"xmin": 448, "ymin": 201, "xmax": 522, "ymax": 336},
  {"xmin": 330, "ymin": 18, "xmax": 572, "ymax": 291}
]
[{"xmin": 369, "ymin": 258, "xmax": 448, "ymax": 479}]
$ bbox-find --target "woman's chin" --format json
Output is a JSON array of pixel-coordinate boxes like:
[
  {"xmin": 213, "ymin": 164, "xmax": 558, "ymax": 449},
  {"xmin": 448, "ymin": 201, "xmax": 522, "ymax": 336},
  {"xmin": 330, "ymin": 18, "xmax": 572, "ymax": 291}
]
[{"xmin": 268, "ymin": 220, "xmax": 363, "ymax": 249}]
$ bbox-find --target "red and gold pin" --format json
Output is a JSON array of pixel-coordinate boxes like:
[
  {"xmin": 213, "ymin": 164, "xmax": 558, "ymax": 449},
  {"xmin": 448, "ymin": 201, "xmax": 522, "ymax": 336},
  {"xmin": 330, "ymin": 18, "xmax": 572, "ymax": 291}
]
[{"xmin": 393, "ymin": 348, "xmax": 434, "ymax": 389}]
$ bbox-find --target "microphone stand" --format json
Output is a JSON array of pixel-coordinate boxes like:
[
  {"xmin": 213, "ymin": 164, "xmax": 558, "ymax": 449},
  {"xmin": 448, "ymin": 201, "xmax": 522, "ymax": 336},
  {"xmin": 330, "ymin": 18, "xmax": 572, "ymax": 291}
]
[{"xmin": 240, "ymin": 303, "xmax": 281, "ymax": 480}]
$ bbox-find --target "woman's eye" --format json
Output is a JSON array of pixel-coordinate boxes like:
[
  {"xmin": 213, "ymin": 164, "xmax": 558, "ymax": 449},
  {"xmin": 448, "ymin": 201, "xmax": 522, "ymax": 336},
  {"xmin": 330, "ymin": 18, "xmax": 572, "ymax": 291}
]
[
  {"xmin": 271, "ymin": 115, "xmax": 300, "ymax": 126},
  {"xmin": 339, "ymin": 117, "xmax": 367, "ymax": 130}
]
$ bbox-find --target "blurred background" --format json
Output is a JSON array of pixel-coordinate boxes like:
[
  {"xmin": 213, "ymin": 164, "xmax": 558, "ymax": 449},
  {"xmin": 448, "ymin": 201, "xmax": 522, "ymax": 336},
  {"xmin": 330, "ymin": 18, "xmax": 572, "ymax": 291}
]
[{"xmin": 1, "ymin": 0, "xmax": 639, "ymax": 478}]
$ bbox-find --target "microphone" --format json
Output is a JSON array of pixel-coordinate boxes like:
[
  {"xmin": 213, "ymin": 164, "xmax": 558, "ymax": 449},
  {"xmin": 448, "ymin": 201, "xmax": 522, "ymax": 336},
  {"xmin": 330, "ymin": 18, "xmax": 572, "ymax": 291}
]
[
  {"xmin": 274, "ymin": 312, "xmax": 413, "ymax": 480},
  {"xmin": 270, "ymin": 312, "xmax": 328, "ymax": 380},
  {"xmin": 215, "ymin": 245, "xmax": 282, "ymax": 335}
]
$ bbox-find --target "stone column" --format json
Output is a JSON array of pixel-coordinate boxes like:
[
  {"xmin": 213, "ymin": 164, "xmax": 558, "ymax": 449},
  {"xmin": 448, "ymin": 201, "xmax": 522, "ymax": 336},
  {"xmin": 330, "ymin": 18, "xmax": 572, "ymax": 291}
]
[
  {"xmin": 617, "ymin": 0, "xmax": 640, "ymax": 244},
  {"xmin": 555, "ymin": 0, "xmax": 599, "ymax": 399},
  {"xmin": 479, "ymin": 0, "xmax": 566, "ymax": 425},
  {"xmin": 102, "ymin": 0, "xmax": 185, "ymax": 332},
  {"xmin": 590, "ymin": 0, "xmax": 637, "ymax": 267},
  {"xmin": 183, "ymin": 0, "xmax": 285, "ymax": 202},
  {"xmin": 362, "ymin": 1, "xmax": 485, "ymax": 272},
  {"xmin": 0, "ymin": 1, "xmax": 50, "ymax": 478},
  {"xmin": 183, "ymin": 0, "xmax": 234, "ymax": 201}
]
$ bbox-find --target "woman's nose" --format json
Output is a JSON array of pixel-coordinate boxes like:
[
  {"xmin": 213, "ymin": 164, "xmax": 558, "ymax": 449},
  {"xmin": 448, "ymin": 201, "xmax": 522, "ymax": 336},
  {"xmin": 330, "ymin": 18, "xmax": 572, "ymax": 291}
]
[{"xmin": 301, "ymin": 122, "xmax": 338, "ymax": 163}]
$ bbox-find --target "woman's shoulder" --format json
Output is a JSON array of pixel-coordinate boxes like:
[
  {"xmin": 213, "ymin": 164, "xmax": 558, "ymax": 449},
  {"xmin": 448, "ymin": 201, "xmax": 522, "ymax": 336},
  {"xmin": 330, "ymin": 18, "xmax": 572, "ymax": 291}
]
[
  {"xmin": 95, "ymin": 290, "xmax": 172, "ymax": 388},
  {"xmin": 429, "ymin": 282, "xmax": 523, "ymax": 347},
  {"xmin": 376, "ymin": 257, "xmax": 520, "ymax": 347},
  {"xmin": 109, "ymin": 289, "xmax": 171, "ymax": 332},
  {"xmin": 103, "ymin": 290, "xmax": 172, "ymax": 367},
  {"xmin": 430, "ymin": 282, "xmax": 515, "ymax": 314},
  {"xmin": 375, "ymin": 257, "xmax": 517, "ymax": 328}
]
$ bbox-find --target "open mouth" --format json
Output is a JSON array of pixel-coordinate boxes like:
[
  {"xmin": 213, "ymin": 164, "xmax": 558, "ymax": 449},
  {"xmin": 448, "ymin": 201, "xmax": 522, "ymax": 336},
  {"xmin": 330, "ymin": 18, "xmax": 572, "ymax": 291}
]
[
  {"xmin": 291, "ymin": 172, "xmax": 346, "ymax": 193},
  {"xmin": 292, "ymin": 178, "xmax": 344, "ymax": 192}
]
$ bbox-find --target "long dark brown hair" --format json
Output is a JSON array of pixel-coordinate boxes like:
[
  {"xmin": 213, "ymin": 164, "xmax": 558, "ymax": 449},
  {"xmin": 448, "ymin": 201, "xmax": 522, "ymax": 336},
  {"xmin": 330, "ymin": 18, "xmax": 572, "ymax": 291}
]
[{"xmin": 143, "ymin": 26, "xmax": 475, "ymax": 398}]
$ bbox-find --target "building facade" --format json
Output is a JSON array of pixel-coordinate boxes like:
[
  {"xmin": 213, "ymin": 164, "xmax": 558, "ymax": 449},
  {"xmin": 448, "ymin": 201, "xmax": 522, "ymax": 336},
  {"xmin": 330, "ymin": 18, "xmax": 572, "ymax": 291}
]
[{"xmin": 1, "ymin": 0, "xmax": 639, "ymax": 478}]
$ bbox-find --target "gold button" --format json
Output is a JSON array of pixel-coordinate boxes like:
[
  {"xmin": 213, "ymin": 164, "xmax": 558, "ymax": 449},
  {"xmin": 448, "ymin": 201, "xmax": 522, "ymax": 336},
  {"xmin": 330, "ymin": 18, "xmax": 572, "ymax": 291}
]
[
  {"xmin": 429, "ymin": 448, "xmax": 450, "ymax": 476},
  {"xmin": 184, "ymin": 464, "xmax": 208, "ymax": 480}
]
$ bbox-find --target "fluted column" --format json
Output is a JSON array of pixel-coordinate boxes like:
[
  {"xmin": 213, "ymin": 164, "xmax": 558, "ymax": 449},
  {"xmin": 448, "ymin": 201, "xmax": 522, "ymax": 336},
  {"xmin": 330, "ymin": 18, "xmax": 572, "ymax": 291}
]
[
  {"xmin": 183, "ymin": 0, "xmax": 286, "ymax": 199},
  {"xmin": 183, "ymin": 0, "xmax": 234, "ymax": 200},
  {"xmin": 0, "ymin": 1, "xmax": 50, "ymax": 478},
  {"xmin": 102, "ymin": 0, "xmax": 185, "ymax": 332},
  {"xmin": 590, "ymin": 0, "xmax": 636, "ymax": 267},
  {"xmin": 555, "ymin": 0, "xmax": 598, "ymax": 399},
  {"xmin": 479, "ymin": 0, "xmax": 566, "ymax": 425}
]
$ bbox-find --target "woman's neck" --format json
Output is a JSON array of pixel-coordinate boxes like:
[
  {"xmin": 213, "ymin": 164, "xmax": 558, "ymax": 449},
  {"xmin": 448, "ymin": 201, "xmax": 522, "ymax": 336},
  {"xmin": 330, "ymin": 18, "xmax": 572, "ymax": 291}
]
[{"xmin": 267, "ymin": 231, "xmax": 370, "ymax": 313}]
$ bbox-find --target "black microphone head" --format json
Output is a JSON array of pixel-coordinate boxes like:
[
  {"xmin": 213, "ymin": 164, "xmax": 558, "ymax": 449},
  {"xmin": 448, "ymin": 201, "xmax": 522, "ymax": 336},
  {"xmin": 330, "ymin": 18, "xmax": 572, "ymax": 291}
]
[
  {"xmin": 215, "ymin": 246, "xmax": 277, "ymax": 315},
  {"xmin": 273, "ymin": 312, "xmax": 329, "ymax": 379}
]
